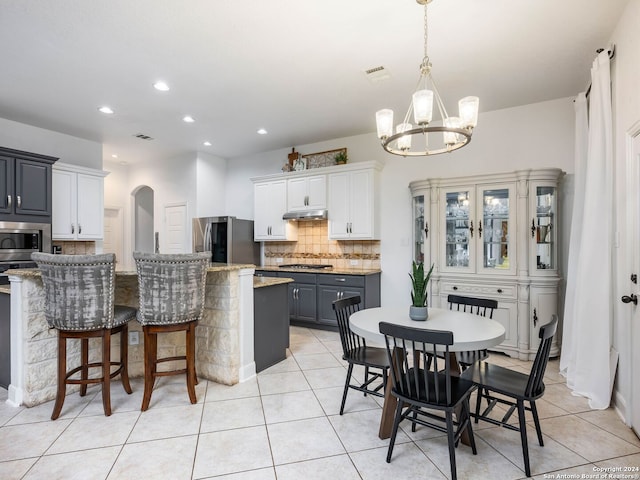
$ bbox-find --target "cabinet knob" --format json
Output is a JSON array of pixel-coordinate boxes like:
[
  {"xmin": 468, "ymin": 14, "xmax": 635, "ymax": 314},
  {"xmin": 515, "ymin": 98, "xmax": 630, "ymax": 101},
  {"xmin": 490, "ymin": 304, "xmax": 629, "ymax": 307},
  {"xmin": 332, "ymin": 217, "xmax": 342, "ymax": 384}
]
[
  {"xmin": 452, "ymin": 286, "xmax": 458, "ymax": 291},
  {"xmin": 71, "ymin": 224, "xmax": 75, "ymax": 234},
  {"xmin": 78, "ymin": 224, "xmax": 82, "ymax": 234},
  {"xmin": 469, "ymin": 221, "xmax": 474, "ymax": 238},
  {"xmin": 531, "ymin": 219, "xmax": 536, "ymax": 238},
  {"xmin": 16, "ymin": 195, "xmax": 21, "ymax": 208},
  {"xmin": 621, "ymin": 294, "xmax": 638, "ymax": 305},
  {"xmin": 497, "ymin": 288, "xmax": 503, "ymax": 293},
  {"xmin": 478, "ymin": 220, "xmax": 483, "ymax": 237},
  {"xmin": 335, "ymin": 278, "xmax": 346, "ymax": 282},
  {"xmin": 7, "ymin": 195, "xmax": 11, "ymax": 208},
  {"xmin": 533, "ymin": 308, "xmax": 538, "ymax": 326}
]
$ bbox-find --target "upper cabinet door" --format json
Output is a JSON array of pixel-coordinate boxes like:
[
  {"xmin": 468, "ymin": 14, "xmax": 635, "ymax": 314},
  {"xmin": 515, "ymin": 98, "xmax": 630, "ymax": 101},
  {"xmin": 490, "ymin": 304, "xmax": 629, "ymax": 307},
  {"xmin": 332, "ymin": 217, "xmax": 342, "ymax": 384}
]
[
  {"xmin": 14, "ymin": 158, "xmax": 51, "ymax": 216},
  {"xmin": 530, "ymin": 182, "xmax": 558, "ymax": 275},
  {"xmin": 76, "ymin": 173, "xmax": 104, "ymax": 239},
  {"xmin": 347, "ymin": 169, "xmax": 374, "ymax": 239},
  {"xmin": 327, "ymin": 172, "xmax": 350, "ymax": 238},
  {"xmin": 286, "ymin": 175, "xmax": 326, "ymax": 212},
  {"xmin": 477, "ymin": 183, "xmax": 516, "ymax": 276},
  {"xmin": 0, "ymin": 155, "xmax": 13, "ymax": 214},
  {"xmin": 254, "ymin": 180, "xmax": 296, "ymax": 241},
  {"xmin": 440, "ymin": 186, "xmax": 476, "ymax": 274},
  {"xmin": 52, "ymin": 169, "xmax": 76, "ymax": 239}
]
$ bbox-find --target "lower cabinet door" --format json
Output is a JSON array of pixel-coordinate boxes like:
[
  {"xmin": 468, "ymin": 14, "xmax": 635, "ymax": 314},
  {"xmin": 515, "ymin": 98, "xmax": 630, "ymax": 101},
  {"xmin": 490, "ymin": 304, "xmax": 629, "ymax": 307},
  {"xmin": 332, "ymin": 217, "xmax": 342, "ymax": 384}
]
[
  {"xmin": 295, "ymin": 284, "xmax": 317, "ymax": 322},
  {"xmin": 318, "ymin": 285, "xmax": 364, "ymax": 325}
]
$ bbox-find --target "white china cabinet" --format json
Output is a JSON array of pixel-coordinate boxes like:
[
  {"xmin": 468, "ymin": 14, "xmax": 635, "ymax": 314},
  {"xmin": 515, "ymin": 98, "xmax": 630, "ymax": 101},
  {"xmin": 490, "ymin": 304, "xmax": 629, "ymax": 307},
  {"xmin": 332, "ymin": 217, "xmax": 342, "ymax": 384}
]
[{"xmin": 410, "ymin": 168, "xmax": 563, "ymax": 360}]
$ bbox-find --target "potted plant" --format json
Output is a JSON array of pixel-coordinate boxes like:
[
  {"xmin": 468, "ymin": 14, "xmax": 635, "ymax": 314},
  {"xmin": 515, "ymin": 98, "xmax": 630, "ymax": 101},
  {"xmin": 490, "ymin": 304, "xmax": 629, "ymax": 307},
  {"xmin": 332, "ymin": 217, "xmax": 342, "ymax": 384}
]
[
  {"xmin": 334, "ymin": 151, "xmax": 348, "ymax": 165},
  {"xmin": 409, "ymin": 261, "xmax": 435, "ymax": 321}
]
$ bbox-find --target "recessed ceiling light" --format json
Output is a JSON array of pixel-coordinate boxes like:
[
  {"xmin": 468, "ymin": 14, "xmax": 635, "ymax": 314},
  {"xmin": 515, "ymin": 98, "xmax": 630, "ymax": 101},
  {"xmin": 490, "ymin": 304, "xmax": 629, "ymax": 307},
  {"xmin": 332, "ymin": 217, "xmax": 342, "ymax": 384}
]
[
  {"xmin": 119, "ymin": 161, "xmax": 128, "ymax": 166},
  {"xmin": 98, "ymin": 106, "xmax": 114, "ymax": 114},
  {"xmin": 257, "ymin": 128, "xmax": 267, "ymax": 135},
  {"xmin": 203, "ymin": 141, "xmax": 212, "ymax": 146},
  {"xmin": 183, "ymin": 115, "xmax": 195, "ymax": 123},
  {"xmin": 111, "ymin": 154, "xmax": 118, "ymax": 158},
  {"xmin": 153, "ymin": 81, "xmax": 170, "ymax": 91}
]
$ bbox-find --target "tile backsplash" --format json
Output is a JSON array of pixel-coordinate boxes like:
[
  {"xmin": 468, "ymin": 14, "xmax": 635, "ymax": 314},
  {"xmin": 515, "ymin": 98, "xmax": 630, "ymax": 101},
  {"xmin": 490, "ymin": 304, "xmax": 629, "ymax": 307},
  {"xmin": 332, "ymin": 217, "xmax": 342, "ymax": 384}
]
[
  {"xmin": 52, "ymin": 241, "xmax": 96, "ymax": 255},
  {"xmin": 263, "ymin": 220, "xmax": 380, "ymax": 270}
]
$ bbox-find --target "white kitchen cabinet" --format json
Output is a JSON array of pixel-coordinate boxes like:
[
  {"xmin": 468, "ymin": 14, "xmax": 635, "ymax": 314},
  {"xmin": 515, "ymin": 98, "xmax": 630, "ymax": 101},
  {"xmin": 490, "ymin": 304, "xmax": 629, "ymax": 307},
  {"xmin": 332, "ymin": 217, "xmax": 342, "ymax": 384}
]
[
  {"xmin": 411, "ymin": 168, "xmax": 563, "ymax": 360},
  {"xmin": 287, "ymin": 175, "xmax": 326, "ymax": 212},
  {"xmin": 328, "ymin": 167, "xmax": 380, "ymax": 240},
  {"xmin": 52, "ymin": 163, "xmax": 107, "ymax": 240},
  {"xmin": 253, "ymin": 179, "xmax": 297, "ymax": 241}
]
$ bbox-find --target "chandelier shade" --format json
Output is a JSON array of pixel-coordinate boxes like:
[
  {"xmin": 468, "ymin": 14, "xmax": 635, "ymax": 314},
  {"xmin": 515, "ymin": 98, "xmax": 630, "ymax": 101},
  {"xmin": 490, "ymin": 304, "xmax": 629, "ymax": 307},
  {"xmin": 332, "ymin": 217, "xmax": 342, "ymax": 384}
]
[{"xmin": 375, "ymin": 0, "xmax": 478, "ymax": 157}]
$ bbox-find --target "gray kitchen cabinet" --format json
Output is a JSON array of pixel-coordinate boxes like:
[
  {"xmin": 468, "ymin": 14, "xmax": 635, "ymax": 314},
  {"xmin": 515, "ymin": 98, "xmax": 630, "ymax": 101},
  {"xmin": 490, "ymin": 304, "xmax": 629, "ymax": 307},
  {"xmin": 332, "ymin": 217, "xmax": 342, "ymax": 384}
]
[
  {"xmin": 254, "ymin": 270, "xmax": 381, "ymax": 330},
  {"xmin": 0, "ymin": 292, "xmax": 10, "ymax": 389},
  {"xmin": 0, "ymin": 147, "xmax": 58, "ymax": 222},
  {"xmin": 254, "ymin": 281, "xmax": 290, "ymax": 372}
]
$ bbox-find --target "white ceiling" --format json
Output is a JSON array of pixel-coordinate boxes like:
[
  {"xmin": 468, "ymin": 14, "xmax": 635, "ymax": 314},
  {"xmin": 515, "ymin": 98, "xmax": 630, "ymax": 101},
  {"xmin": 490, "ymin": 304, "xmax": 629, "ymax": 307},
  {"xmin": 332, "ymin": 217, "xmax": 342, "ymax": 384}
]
[{"xmin": 0, "ymin": 0, "xmax": 629, "ymax": 164}]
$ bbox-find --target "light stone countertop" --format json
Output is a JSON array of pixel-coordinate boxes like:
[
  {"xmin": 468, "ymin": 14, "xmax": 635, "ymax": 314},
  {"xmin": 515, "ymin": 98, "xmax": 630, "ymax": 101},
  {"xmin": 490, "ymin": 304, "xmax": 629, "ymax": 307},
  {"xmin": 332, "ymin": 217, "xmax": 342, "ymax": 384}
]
[
  {"xmin": 256, "ymin": 266, "xmax": 381, "ymax": 275},
  {"xmin": 253, "ymin": 276, "xmax": 294, "ymax": 289},
  {"xmin": 6, "ymin": 262, "xmax": 256, "ymax": 279},
  {"xmin": 0, "ymin": 286, "xmax": 10, "ymax": 294}
]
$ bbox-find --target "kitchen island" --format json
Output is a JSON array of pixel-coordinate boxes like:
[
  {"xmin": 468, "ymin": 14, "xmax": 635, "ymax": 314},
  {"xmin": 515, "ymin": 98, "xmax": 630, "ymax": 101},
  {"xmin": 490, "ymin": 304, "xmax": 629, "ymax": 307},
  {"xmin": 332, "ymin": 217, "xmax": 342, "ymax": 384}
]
[{"xmin": 6, "ymin": 263, "xmax": 255, "ymax": 407}]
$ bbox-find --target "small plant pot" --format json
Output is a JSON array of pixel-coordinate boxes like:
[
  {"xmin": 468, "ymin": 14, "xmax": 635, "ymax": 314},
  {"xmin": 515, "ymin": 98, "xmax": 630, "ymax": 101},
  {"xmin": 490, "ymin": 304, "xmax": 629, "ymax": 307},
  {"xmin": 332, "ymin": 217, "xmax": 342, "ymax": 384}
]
[{"xmin": 409, "ymin": 305, "xmax": 428, "ymax": 321}]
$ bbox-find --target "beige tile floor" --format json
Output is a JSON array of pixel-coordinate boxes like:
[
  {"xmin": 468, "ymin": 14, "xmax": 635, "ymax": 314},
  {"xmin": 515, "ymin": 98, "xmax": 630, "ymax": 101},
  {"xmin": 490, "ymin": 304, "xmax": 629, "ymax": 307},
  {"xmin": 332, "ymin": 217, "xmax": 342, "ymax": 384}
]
[{"xmin": 1, "ymin": 325, "xmax": 639, "ymax": 480}]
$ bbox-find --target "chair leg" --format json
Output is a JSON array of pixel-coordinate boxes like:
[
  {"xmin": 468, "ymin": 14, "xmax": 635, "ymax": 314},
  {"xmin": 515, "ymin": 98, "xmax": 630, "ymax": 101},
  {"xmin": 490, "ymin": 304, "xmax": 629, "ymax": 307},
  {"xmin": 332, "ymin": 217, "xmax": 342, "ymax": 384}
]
[
  {"xmin": 363, "ymin": 366, "xmax": 369, "ymax": 397},
  {"xmin": 340, "ymin": 363, "xmax": 354, "ymax": 415},
  {"xmin": 141, "ymin": 327, "xmax": 156, "ymax": 411},
  {"xmin": 463, "ymin": 400, "xmax": 477, "ymax": 455},
  {"xmin": 186, "ymin": 322, "xmax": 197, "ymax": 404},
  {"xmin": 80, "ymin": 338, "xmax": 89, "ymax": 396},
  {"xmin": 517, "ymin": 400, "xmax": 531, "ymax": 477},
  {"xmin": 101, "ymin": 330, "xmax": 112, "ymax": 416},
  {"xmin": 120, "ymin": 325, "xmax": 132, "ymax": 395},
  {"xmin": 386, "ymin": 400, "xmax": 405, "ymax": 463},
  {"xmin": 51, "ymin": 334, "xmax": 67, "ymax": 420},
  {"xmin": 474, "ymin": 385, "xmax": 483, "ymax": 423},
  {"xmin": 445, "ymin": 410, "xmax": 458, "ymax": 480},
  {"xmin": 530, "ymin": 400, "xmax": 544, "ymax": 446}
]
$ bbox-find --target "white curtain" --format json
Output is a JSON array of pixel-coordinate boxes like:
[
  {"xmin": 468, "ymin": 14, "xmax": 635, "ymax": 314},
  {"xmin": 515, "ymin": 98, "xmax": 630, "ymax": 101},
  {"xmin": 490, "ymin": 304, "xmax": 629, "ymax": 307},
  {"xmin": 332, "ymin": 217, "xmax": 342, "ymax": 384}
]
[{"xmin": 560, "ymin": 51, "xmax": 614, "ymax": 409}]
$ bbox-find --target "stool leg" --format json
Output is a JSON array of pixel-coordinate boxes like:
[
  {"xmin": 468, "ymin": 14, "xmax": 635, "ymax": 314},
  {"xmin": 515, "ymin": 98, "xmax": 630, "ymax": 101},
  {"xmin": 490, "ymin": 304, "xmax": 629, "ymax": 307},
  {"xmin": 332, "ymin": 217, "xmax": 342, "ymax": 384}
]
[
  {"xmin": 141, "ymin": 327, "xmax": 156, "ymax": 411},
  {"xmin": 186, "ymin": 322, "xmax": 197, "ymax": 404},
  {"xmin": 102, "ymin": 330, "xmax": 112, "ymax": 416},
  {"xmin": 80, "ymin": 338, "xmax": 89, "ymax": 396},
  {"xmin": 120, "ymin": 324, "xmax": 132, "ymax": 394},
  {"xmin": 51, "ymin": 333, "xmax": 67, "ymax": 420}
]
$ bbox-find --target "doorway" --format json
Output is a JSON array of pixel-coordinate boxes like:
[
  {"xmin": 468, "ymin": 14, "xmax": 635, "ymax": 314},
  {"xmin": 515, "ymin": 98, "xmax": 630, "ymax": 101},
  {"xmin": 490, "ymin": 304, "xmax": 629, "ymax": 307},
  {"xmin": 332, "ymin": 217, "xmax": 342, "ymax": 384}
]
[
  {"xmin": 134, "ymin": 186, "xmax": 154, "ymax": 253},
  {"xmin": 103, "ymin": 207, "xmax": 124, "ymax": 269}
]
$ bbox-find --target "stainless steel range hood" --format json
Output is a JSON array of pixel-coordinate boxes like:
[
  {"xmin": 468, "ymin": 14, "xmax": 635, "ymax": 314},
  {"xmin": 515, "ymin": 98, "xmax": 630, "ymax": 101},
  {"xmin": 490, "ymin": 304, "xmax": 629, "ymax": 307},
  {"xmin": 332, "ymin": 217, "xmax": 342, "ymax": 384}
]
[{"xmin": 282, "ymin": 209, "xmax": 328, "ymax": 221}]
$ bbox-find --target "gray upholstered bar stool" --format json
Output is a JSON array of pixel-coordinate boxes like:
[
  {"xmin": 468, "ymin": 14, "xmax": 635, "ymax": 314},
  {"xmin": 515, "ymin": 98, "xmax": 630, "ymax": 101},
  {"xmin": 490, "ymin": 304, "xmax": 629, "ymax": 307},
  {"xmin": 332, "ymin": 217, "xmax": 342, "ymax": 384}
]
[
  {"xmin": 133, "ymin": 252, "xmax": 209, "ymax": 411},
  {"xmin": 32, "ymin": 253, "xmax": 136, "ymax": 420}
]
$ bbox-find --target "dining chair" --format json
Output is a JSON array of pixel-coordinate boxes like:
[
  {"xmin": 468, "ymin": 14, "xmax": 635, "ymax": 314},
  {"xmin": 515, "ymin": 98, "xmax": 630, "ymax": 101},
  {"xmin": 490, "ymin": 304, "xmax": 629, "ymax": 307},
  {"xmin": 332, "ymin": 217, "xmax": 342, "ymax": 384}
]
[
  {"xmin": 32, "ymin": 252, "xmax": 136, "ymax": 420},
  {"xmin": 379, "ymin": 321, "xmax": 477, "ymax": 480},
  {"xmin": 447, "ymin": 294, "xmax": 498, "ymax": 368},
  {"xmin": 332, "ymin": 295, "xmax": 389, "ymax": 415},
  {"xmin": 133, "ymin": 252, "xmax": 209, "ymax": 411},
  {"xmin": 461, "ymin": 315, "xmax": 558, "ymax": 477}
]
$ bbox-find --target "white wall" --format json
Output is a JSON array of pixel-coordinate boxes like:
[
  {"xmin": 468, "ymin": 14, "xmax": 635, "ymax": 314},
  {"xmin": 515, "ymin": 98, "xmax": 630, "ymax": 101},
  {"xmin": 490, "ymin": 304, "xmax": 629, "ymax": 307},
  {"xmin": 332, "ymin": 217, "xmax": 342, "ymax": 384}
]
[
  {"xmin": 226, "ymin": 97, "xmax": 576, "ymax": 308},
  {"xmin": 196, "ymin": 152, "xmax": 227, "ymax": 217},
  {"xmin": 609, "ymin": 0, "xmax": 640, "ymax": 424},
  {"xmin": 0, "ymin": 116, "xmax": 101, "ymax": 169}
]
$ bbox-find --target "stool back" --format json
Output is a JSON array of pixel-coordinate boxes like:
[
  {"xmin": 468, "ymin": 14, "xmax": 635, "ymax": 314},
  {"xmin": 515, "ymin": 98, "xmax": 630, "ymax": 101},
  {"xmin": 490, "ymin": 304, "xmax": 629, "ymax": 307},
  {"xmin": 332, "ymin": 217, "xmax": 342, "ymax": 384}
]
[
  {"xmin": 32, "ymin": 253, "xmax": 116, "ymax": 331},
  {"xmin": 133, "ymin": 252, "xmax": 209, "ymax": 326}
]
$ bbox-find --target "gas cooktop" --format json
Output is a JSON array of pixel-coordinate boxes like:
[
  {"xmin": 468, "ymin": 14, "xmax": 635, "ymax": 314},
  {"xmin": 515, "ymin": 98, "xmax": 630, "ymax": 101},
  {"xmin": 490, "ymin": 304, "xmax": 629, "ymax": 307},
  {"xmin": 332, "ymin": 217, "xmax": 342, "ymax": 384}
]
[{"xmin": 278, "ymin": 264, "xmax": 333, "ymax": 270}]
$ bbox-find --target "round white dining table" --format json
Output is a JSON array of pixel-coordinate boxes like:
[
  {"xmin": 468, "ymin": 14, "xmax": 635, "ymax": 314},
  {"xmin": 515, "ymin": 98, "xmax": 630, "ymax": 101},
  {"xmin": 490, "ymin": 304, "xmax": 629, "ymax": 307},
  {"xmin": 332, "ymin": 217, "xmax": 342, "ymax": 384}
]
[
  {"xmin": 349, "ymin": 306, "xmax": 506, "ymax": 440},
  {"xmin": 349, "ymin": 306, "xmax": 506, "ymax": 352}
]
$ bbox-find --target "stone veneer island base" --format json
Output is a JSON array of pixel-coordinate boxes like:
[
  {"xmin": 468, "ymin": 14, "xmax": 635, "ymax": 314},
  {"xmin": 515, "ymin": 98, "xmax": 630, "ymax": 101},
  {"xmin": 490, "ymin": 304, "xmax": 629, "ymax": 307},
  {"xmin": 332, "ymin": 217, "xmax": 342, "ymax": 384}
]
[{"xmin": 7, "ymin": 263, "xmax": 255, "ymax": 407}]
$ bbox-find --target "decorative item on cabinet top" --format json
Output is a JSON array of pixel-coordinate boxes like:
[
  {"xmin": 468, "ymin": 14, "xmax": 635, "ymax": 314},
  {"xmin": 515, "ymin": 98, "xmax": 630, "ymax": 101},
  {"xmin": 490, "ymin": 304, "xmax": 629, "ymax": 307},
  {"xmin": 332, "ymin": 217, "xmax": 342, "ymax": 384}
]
[{"xmin": 303, "ymin": 148, "xmax": 347, "ymax": 169}]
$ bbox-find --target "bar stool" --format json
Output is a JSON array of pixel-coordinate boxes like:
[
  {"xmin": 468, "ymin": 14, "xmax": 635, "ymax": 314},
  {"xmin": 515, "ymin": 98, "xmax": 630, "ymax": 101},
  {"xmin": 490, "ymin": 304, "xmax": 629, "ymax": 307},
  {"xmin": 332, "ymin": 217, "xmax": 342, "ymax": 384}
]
[
  {"xmin": 133, "ymin": 252, "xmax": 209, "ymax": 411},
  {"xmin": 32, "ymin": 253, "xmax": 136, "ymax": 420}
]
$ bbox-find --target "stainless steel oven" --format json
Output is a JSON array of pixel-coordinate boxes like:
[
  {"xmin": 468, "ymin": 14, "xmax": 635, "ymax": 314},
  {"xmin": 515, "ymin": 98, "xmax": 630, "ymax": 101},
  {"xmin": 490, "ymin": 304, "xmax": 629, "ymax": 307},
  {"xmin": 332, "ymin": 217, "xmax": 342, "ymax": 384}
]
[{"xmin": 0, "ymin": 221, "xmax": 51, "ymax": 284}]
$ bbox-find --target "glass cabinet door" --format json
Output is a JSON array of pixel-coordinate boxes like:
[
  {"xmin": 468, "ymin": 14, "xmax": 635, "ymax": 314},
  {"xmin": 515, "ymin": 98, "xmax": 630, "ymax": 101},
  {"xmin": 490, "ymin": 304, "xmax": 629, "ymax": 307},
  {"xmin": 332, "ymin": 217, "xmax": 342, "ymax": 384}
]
[
  {"xmin": 441, "ymin": 188, "xmax": 474, "ymax": 272},
  {"xmin": 413, "ymin": 194, "xmax": 425, "ymax": 264},
  {"xmin": 479, "ymin": 186, "xmax": 514, "ymax": 274},
  {"xmin": 533, "ymin": 185, "xmax": 556, "ymax": 272}
]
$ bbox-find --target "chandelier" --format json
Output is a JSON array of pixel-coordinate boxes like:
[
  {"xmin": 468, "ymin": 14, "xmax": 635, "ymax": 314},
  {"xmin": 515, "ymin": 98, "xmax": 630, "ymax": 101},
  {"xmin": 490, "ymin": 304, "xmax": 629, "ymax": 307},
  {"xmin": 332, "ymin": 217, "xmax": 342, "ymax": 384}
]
[{"xmin": 375, "ymin": 0, "xmax": 479, "ymax": 156}]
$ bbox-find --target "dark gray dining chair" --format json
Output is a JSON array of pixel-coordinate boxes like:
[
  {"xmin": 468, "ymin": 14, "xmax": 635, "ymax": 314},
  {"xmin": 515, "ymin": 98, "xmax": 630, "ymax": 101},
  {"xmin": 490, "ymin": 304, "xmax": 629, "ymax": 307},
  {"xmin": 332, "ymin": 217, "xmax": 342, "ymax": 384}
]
[
  {"xmin": 133, "ymin": 252, "xmax": 209, "ymax": 411},
  {"xmin": 461, "ymin": 315, "xmax": 558, "ymax": 477},
  {"xmin": 32, "ymin": 252, "xmax": 136, "ymax": 420}
]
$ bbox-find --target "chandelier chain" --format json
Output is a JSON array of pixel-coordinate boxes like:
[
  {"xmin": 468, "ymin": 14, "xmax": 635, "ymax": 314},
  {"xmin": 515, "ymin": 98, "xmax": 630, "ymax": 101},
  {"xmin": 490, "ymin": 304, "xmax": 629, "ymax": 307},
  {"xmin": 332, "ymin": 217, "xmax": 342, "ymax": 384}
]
[{"xmin": 421, "ymin": 3, "xmax": 430, "ymax": 74}]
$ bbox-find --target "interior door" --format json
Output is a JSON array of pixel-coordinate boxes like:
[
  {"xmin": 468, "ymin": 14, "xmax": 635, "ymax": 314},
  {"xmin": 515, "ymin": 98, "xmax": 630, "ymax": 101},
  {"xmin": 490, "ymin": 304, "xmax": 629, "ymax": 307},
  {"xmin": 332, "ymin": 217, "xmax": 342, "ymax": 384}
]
[
  {"xmin": 103, "ymin": 207, "xmax": 124, "ymax": 269},
  {"xmin": 629, "ymin": 130, "xmax": 640, "ymax": 436},
  {"xmin": 163, "ymin": 203, "xmax": 187, "ymax": 254}
]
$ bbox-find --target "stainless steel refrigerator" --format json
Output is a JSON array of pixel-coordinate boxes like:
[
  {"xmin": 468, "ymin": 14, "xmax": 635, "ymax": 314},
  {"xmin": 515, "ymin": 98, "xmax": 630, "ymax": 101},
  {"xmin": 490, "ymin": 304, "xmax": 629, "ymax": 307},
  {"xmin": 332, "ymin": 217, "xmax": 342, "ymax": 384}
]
[{"xmin": 192, "ymin": 216, "xmax": 260, "ymax": 265}]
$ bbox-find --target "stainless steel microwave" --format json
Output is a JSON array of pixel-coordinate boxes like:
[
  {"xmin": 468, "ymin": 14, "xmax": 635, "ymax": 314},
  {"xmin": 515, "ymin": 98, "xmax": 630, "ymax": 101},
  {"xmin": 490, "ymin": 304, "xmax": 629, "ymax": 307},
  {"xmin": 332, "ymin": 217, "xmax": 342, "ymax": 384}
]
[{"xmin": 0, "ymin": 221, "xmax": 51, "ymax": 263}]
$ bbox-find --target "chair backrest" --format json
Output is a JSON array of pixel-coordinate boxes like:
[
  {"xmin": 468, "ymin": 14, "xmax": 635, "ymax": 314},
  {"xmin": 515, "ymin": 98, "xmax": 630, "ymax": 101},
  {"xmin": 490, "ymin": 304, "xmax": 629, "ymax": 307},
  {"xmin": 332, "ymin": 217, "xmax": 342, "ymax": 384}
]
[
  {"xmin": 524, "ymin": 315, "xmax": 559, "ymax": 397},
  {"xmin": 447, "ymin": 294, "xmax": 498, "ymax": 319},
  {"xmin": 332, "ymin": 295, "xmax": 364, "ymax": 356},
  {"xmin": 379, "ymin": 321, "xmax": 455, "ymax": 406},
  {"xmin": 133, "ymin": 252, "xmax": 209, "ymax": 326},
  {"xmin": 32, "ymin": 252, "xmax": 116, "ymax": 331}
]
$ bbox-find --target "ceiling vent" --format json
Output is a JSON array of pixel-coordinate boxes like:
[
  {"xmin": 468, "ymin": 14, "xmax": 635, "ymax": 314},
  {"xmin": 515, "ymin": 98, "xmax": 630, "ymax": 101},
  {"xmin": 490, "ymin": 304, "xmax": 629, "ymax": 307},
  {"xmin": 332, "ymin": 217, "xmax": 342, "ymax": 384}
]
[
  {"xmin": 133, "ymin": 133, "xmax": 154, "ymax": 141},
  {"xmin": 364, "ymin": 66, "xmax": 391, "ymax": 84}
]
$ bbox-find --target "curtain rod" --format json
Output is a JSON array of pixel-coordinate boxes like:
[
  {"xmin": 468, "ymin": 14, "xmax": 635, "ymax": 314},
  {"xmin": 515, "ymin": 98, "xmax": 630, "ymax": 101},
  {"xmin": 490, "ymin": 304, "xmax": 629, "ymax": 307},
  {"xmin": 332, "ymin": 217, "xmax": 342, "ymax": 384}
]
[{"xmin": 585, "ymin": 45, "xmax": 616, "ymax": 98}]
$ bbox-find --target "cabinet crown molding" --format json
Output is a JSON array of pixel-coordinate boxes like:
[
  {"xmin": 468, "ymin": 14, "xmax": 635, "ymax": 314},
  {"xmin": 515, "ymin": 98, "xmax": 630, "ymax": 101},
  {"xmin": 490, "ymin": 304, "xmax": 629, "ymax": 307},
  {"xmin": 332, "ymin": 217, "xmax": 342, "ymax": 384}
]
[
  {"xmin": 251, "ymin": 160, "xmax": 384, "ymax": 184},
  {"xmin": 409, "ymin": 168, "xmax": 564, "ymax": 191},
  {"xmin": 53, "ymin": 162, "xmax": 109, "ymax": 177}
]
